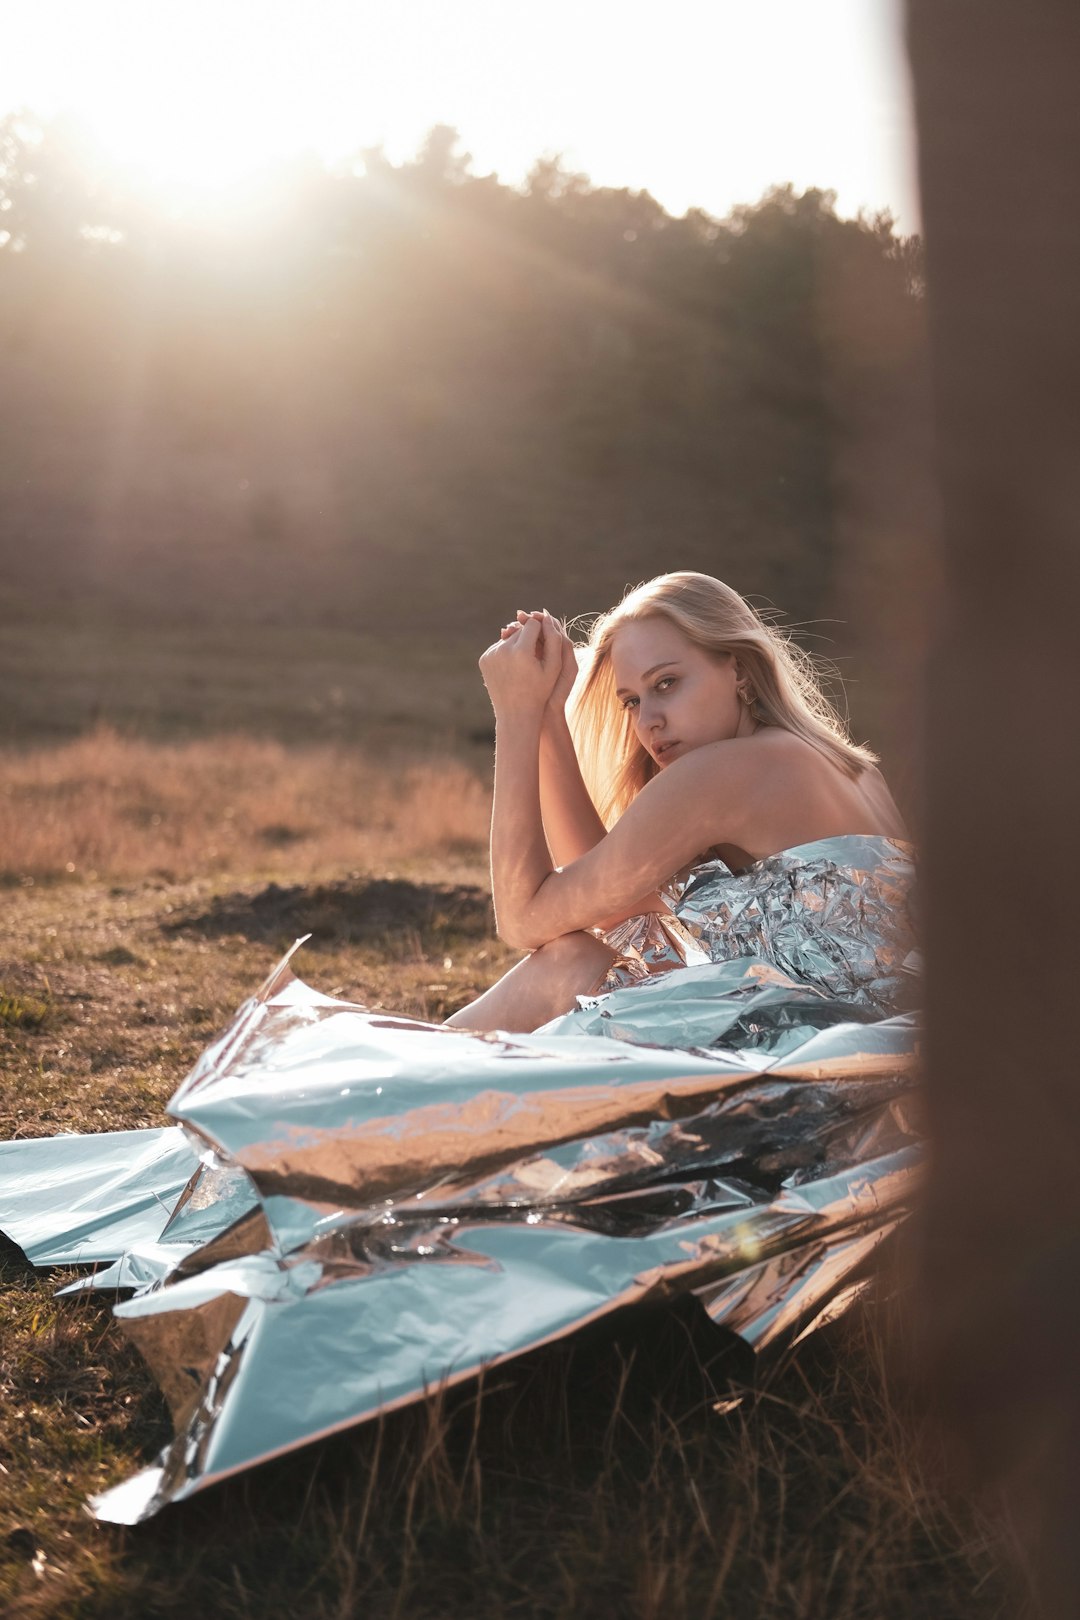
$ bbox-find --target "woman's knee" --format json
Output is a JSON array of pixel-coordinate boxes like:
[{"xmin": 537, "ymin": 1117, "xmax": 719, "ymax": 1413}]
[{"xmin": 532, "ymin": 930, "xmax": 614, "ymax": 987}]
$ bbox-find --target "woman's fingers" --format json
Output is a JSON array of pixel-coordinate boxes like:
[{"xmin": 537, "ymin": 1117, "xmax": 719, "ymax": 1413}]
[
  {"xmin": 517, "ymin": 615, "xmax": 543, "ymax": 652},
  {"xmin": 539, "ymin": 610, "xmax": 567, "ymax": 645},
  {"xmin": 500, "ymin": 610, "xmax": 568, "ymax": 668},
  {"xmin": 509, "ymin": 610, "xmax": 553, "ymax": 661}
]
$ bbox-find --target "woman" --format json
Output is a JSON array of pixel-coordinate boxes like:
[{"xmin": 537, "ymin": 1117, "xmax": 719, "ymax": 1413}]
[
  {"xmin": 0, "ymin": 573, "xmax": 919, "ymax": 1524},
  {"xmin": 447, "ymin": 571, "xmax": 908, "ymax": 1034}
]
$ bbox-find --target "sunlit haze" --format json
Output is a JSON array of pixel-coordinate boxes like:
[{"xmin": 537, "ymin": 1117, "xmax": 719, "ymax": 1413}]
[{"xmin": 2, "ymin": 0, "xmax": 918, "ymax": 228}]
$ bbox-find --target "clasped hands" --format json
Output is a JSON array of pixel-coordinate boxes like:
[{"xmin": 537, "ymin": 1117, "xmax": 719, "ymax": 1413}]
[{"xmin": 478, "ymin": 609, "xmax": 578, "ymax": 719}]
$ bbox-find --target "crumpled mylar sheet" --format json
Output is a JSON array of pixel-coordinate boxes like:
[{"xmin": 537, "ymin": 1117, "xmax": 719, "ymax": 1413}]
[{"xmin": 0, "ymin": 835, "xmax": 920, "ymax": 1525}]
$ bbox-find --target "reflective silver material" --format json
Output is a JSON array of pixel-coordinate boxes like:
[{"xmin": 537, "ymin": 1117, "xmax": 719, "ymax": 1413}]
[
  {"xmin": 592, "ymin": 835, "xmax": 917, "ymax": 1012},
  {"xmin": 0, "ymin": 1128, "xmax": 198, "ymax": 1268},
  {"xmin": 0, "ymin": 834, "xmax": 919, "ymax": 1525},
  {"xmin": 589, "ymin": 907, "xmax": 709, "ymax": 987}
]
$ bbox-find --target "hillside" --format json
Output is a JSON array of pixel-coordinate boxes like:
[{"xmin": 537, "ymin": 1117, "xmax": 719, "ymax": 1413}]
[{"xmin": 0, "ymin": 118, "xmax": 935, "ymax": 787}]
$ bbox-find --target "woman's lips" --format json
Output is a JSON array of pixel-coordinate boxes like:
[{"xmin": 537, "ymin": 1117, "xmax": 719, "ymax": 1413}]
[{"xmin": 654, "ymin": 740, "xmax": 680, "ymax": 763}]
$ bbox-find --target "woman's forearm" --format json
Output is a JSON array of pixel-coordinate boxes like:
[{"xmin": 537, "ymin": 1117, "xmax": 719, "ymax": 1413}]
[
  {"xmin": 538, "ymin": 712, "xmax": 663, "ymax": 926},
  {"xmin": 539, "ymin": 708, "xmax": 608, "ymax": 867},
  {"xmin": 540, "ymin": 708, "xmax": 667, "ymax": 930},
  {"xmin": 492, "ymin": 709, "xmax": 667, "ymax": 949},
  {"xmin": 481, "ymin": 616, "xmax": 664, "ymax": 950},
  {"xmin": 490, "ymin": 712, "xmax": 554, "ymax": 948}
]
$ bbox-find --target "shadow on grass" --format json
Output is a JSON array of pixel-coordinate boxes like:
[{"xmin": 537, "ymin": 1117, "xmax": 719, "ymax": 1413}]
[
  {"xmin": 0, "ymin": 1231, "xmax": 38, "ymax": 1287},
  {"xmin": 162, "ymin": 878, "xmax": 494, "ymax": 955},
  {"xmin": 2, "ymin": 1291, "xmax": 1028, "ymax": 1620}
]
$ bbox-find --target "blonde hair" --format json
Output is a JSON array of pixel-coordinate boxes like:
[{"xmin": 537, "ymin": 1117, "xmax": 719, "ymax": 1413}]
[{"xmin": 568, "ymin": 572, "xmax": 877, "ymax": 825}]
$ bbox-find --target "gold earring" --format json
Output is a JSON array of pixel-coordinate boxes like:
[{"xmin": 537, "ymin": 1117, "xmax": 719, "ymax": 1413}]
[{"xmin": 739, "ymin": 685, "xmax": 755, "ymax": 706}]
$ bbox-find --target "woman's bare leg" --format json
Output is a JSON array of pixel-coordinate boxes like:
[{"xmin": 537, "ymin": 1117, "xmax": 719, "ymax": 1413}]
[{"xmin": 444, "ymin": 931, "xmax": 616, "ymax": 1034}]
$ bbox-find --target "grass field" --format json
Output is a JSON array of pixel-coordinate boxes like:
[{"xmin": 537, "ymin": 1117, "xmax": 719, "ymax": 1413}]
[
  {"xmin": 0, "ymin": 737, "xmax": 1029, "ymax": 1618},
  {"xmin": 0, "ymin": 623, "xmax": 495, "ymax": 750}
]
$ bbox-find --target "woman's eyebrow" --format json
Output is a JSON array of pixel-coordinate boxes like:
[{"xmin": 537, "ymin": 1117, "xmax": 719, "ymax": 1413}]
[{"xmin": 615, "ymin": 660, "xmax": 680, "ymax": 696}]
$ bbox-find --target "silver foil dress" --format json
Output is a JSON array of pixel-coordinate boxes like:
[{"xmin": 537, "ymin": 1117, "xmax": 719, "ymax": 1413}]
[{"xmin": 0, "ymin": 834, "xmax": 919, "ymax": 1525}]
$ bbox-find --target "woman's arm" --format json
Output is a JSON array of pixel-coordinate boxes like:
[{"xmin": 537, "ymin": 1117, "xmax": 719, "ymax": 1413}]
[
  {"xmin": 499, "ymin": 613, "xmax": 602, "ymax": 866},
  {"xmin": 492, "ymin": 736, "xmax": 769, "ymax": 949},
  {"xmin": 491, "ymin": 615, "xmax": 665, "ymax": 936},
  {"xmin": 501, "ymin": 612, "xmax": 612, "ymax": 868},
  {"xmin": 479, "ymin": 619, "xmax": 767, "ymax": 950},
  {"xmin": 540, "ymin": 704, "xmax": 607, "ymax": 867},
  {"xmin": 540, "ymin": 709, "xmax": 670, "ymax": 927}
]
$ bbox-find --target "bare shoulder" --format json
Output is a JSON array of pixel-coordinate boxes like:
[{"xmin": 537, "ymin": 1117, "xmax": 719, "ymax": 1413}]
[
  {"xmin": 748, "ymin": 726, "xmax": 821, "ymax": 768},
  {"xmin": 690, "ymin": 727, "xmax": 827, "ymax": 787},
  {"xmin": 740, "ymin": 728, "xmax": 846, "ymax": 805},
  {"xmin": 661, "ymin": 731, "xmax": 793, "ymax": 781},
  {"xmin": 657, "ymin": 729, "xmax": 814, "ymax": 798},
  {"xmin": 659, "ymin": 729, "xmax": 908, "ymax": 850},
  {"xmin": 651, "ymin": 731, "xmax": 817, "ymax": 848},
  {"xmin": 751, "ymin": 730, "xmax": 910, "ymax": 842}
]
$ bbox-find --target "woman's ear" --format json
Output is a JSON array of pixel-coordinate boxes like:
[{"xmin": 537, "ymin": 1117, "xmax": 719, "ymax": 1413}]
[{"xmin": 731, "ymin": 657, "xmax": 756, "ymax": 701}]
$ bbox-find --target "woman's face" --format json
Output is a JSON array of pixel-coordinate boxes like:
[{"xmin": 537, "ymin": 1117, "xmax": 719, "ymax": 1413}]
[{"xmin": 609, "ymin": 616, "xmax": 745, "ymax": 769}]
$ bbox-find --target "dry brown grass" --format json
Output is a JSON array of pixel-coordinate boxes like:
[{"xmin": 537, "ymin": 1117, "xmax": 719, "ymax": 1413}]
[
  {"xmin": 0, "ymin": 735, "xmax": 1032, "ymax": 1618},
  {"xmin": 0, "ymin": 728, "xmax": 491, "ymax": 887},
  {"xmin": 0, "ymin": 1261, "xmax": 1029, "ymax": 1620}
]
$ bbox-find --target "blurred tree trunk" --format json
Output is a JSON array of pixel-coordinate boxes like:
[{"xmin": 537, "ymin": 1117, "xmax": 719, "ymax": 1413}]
[{"xmin": 907, "ymin": 3, "xmax": 1080, "ymax": 1613}]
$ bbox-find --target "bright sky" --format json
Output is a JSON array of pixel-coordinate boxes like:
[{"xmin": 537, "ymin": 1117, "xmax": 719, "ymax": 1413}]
[{"xmin": 1, "ymin": 0, "xmax": 920, "ymax": 231}]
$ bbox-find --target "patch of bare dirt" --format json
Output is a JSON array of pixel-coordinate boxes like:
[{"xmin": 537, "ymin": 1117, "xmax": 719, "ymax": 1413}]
[{"xmin": 162, "ymin": 877, "xmax": 494, "ymax": 952}]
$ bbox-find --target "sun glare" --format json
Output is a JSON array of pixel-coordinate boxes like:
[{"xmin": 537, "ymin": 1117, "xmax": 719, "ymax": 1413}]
[
  {"xmin": 2, "ymin": 1, "xmax": 918, "ymax": 229},
  {"xmin": 93, "ymin": 98, "xmax": 293, "ymax": 193},
  {"xmin": 73, "ymin": 28, "xmax": 313, "ymax": 194},
  {"xmin": 14, "ymin": 1, "xmax": 341, "ymax": 199}
]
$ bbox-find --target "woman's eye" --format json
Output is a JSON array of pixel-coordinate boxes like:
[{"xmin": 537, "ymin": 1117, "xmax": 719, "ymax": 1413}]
[
  {"xmin": 621, "ymin": 696, "xmax": 639, "ymax": 711},
  {"xmin": 655, "ymin": 677, "xmax": 674, "ymax": 692}
]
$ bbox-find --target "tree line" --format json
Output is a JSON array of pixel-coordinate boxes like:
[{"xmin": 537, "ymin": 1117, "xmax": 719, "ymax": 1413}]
[{"xmin": 0, "ymin": 110, "xmax": 929, "ymax": 685}]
